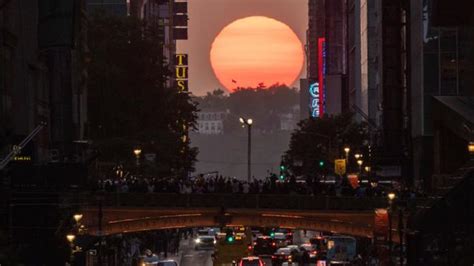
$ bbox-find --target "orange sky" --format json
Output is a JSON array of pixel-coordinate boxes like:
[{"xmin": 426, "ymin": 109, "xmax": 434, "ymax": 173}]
[
  {"xmin": 210, "ymin": 16, "xmax": 304, "ymax": 91},
  {"xmin": 177, "ymin": 0, "xmax": 308, "ymax": 96}
]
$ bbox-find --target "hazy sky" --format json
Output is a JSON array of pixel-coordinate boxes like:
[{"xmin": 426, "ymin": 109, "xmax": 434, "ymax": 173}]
[{"xmin": 177, "ymin": 0, "xmax": 308, "ymax": 96}]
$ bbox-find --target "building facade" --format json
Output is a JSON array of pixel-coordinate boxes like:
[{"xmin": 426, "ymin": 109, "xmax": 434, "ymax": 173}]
[
  {"xmin": 306, "ymin": 0, "xmax": 348, "ymax": 118},
  {"xmin": 1, "ymin": 0, "xmax": 88, "ymax": 164},
  {"xmin": 196, "ymin": 111, "xmax": 226, "ymax": 135}
]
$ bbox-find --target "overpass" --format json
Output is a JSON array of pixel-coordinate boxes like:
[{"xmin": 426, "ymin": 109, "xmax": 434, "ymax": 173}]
[{"xmin": 77, "ymin": 193, "xmax": 403, "ymax": 242}]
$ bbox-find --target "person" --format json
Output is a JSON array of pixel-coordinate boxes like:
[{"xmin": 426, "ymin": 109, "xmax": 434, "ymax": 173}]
[{"xmin": 142, "ymin": 249, "xmax": 159, "ymax": 263}]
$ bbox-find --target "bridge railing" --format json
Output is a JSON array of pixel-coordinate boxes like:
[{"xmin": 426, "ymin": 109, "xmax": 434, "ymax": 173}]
[{"xmin": 80, "ymin": 193, "xmax": 388, "ymax": 211}]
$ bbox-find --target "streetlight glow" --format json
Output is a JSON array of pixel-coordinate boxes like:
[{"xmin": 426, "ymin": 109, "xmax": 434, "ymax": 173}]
[
  {"xmin": 66, "ymin": 234, "xmax": 76, "ymax": 243},
  {"xmin": 354, "ymin": 154, "xmax": 361, "ymax": 159},
  {"xmin": 388, "ymin": 192, "xmax": 396, "ymax": 201},
  {"xmin": 364, "ymin": 166, "xmax": 371, "ymax": 172},
  {"xmin": 73, "ymin": 214, "xmax": 83, "ymax": 223},
  {"xmin": 247, "ymin": 118, "xmax": 253, "ymax": 125},
  {"xmin": 239, "ymin": 117, "xmax": 245, "ymax": 124},
  {"xmin": 344, "ymin": 147, "xmax": 350, "ymax": 153},
  {"xmin": 469, "ymin": 142, "xmax": 474, "ymax": 154},
  {"xmin": 357, "ymin": 159, "xmax": 363, "ymax": 166},
  {"xmin": 133, "ymin": 149, "xmax": 142, "ymax": 156}
]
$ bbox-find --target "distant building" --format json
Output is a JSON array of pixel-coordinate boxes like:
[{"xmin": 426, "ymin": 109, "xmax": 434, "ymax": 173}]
[
  {"xmin": 196, "ymin": 111, "xmax": 226, "ymax": 135},
  {"xmin": 280, "ymin": 105, "xmax": 300, "ymax": 131}
]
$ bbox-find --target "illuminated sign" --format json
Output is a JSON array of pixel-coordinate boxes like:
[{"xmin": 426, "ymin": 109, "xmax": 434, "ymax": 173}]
[
  {"xmin": 13, "ymin": 156, "xmax": 32, "ymax": 161},
  {"xmin": 317, "ymin": 37, "xmax": 326, "ymax": 117},
  {"xmin": 309, "ymin": 82, "xmax": 320, "ymax": 117},
  {"xmin": 175, "ymin": 54, "xmax": 188, "ymax": 92}
]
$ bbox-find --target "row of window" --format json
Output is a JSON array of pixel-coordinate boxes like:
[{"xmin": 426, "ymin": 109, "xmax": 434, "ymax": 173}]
[{"xmin": 198, "ymin": 112, "xmax": 225, "ymax": 121}]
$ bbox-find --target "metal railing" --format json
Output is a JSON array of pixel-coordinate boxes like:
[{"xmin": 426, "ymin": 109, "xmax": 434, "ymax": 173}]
[{"xmin": 78, "ymin": 193, "xmax": 389, "ymax": 211}]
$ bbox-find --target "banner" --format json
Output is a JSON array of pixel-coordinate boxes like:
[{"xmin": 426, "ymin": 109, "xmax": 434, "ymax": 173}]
[
  {"xmin": 347, "ymin": 174, "xmax": 359, "ymax": 189},
  {"xmin": 334, "ymin": 159, "xmax": 346, "ymax": 175}
]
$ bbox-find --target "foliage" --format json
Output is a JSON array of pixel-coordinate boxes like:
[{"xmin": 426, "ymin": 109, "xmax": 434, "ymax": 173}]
[
  {"xmin": 282, "ymin": 113, "xmax": 368, "ymax": 178},
  {"xmin": 195, "ymin": 84, "xmax": 299, "ymax": 132},
  {"xmin": 87, "ymin": 11, "xmax": 198, "ymax": 176}
]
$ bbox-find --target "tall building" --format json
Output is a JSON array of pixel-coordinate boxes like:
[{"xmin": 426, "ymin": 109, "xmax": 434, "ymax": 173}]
[
  {"xmin": 1, "ymin": 0, "xmax": 88, "ymax": 165},
  {"xmin": 410, "ymin": 0, "xmax": 474, "ymax": 188},
  {"xmin": 86, "ymin": 0, "xmax": 128, "ymax": 16},
  {"xmin": 306, "ymin": 0, "xmax": 348, "ymax": 118}
]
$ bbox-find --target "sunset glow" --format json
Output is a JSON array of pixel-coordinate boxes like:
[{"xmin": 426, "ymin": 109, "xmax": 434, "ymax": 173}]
[{"xmin": 210, "ymin": 16, "xmax": 304, "ymax": 92}]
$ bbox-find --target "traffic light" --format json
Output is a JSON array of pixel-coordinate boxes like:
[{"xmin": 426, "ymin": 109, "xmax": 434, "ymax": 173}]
[
  {"xmin": 279, "ymin": 164, "xmax": 286, "ymax": 180},
  {"xmin": 319, "ymin": 160, "xmax": 325, "ymax": 167},
  {"xmin": 270, "ymin": 231, "xmax": 275, "ymax": 238},
  {"xmin": 226, "ymin": 229, "xmax": 234, "ymax": 243}
]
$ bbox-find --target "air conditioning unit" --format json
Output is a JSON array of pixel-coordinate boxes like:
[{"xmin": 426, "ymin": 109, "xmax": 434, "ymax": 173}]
[{"xmin": 48, "ymin": 149, "xmax": 60, "ymax": 163}]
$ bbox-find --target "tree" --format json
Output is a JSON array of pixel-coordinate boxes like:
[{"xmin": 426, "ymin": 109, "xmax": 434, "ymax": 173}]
[
  {"xmin": 87, "ymin": 11, "xmax": 198, "ymax": 176},
  {"xmin": 282, "ymin": 113, "xmax": 368, "ymax": 179}
]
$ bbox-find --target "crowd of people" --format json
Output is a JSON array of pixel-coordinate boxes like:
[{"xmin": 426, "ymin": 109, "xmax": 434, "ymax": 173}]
[{"xmin": 94, "ymin": 173, "xmax": 421, "ymax": 199}]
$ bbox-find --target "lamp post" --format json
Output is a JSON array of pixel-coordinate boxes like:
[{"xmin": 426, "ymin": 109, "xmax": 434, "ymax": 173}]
[
  {"xmin": 344, "ymin": 147, "xmax": 350, "ymax": 161},
  {"xmin": 387, "ymin": 192, "xmax": 396, "ymax": 263},
  {"xmin": 66, "ymin": 234, "xmax": 76, "ymax": 264},
  {"xmin": 357, "ymin": 159, "xmax": 363, "ymax": 175},
  {"xmin": 240, "ymin": 117, "xmax": 253, "ymax": 182},
  {"xmin": 133, "ymin": 148, "xmax": 142, "ymax": 166},
  {"xmin": 469, "ymin": 142, "xmax": 474, "ymax": 159}
]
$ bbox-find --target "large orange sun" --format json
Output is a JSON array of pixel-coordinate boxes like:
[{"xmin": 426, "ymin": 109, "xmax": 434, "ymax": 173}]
[{"xmin": 210, "ymin": 16, "xmax": 304, "ymax": 92}]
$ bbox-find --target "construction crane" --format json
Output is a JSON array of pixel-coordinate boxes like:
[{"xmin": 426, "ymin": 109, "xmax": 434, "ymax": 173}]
[{"xmin": 0, "ymin": 121, "xmax": 46, "ymax": 170}]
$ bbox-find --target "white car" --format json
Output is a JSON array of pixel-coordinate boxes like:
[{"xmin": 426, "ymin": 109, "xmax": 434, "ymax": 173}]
[{"xmin": 195, "ymin": 235, "xmax": 217, "ymax": 250}]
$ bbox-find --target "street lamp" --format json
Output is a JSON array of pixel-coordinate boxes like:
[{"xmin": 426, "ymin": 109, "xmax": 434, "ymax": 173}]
[
  {"xmin": 387, "ymin": 192, "xmax": 396, "ymax": 262},
  {"xmin": 469, "ymin": 142, "xmax": 474, "ymax": 157},
  {"xmin": 66, "ymin": 234, "xmax": 76, "ymax": 243},
  {"xmin": 344, "ymin": 147, "xmax": 350, "ymax": 160},
  {"xmin": 354, "ymin": 153, "xmax": 362, "ymax": 159},
  {"xmin": 357, "ymin": 159, "xmax": 363, "ymax": 174},
  {"xmin": 240, "ymin": 117, "xmax": 253, "ymax": 182},
  {"xmin": 364, "ymin": 166, "xmax": 371, "ymax": 173},
  {"xmin": 66, "ymin": 234, "xmax": 76, "ymax": 264},
  {"xmin": 133, "ymin": 148, "xmax": 142, "ymax": 166},
  {"xmin": 73, "ymin": 214, "xmax": 83, "ymax": 223}
]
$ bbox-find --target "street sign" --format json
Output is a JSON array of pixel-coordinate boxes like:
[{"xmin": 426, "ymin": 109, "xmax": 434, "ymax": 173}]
[{"xmin": 334, "ymin": 159, "xmax": 346, "ymax": 175}]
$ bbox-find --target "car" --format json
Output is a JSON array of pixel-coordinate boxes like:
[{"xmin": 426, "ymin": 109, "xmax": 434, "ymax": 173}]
[
  {"xmin": 299, "ymin": 243, "xmax": 318, "ymax": 262},
  {"xmin": 273, "ymin": 232, "xmax": 289, "ymax": 247},
  {"xmin": 254, "ymin": 236, "xmax": 277, "ymax": 255},
  {"xmin": 238, "ymin": 256, "xmax": 265, "ymax": 266},
  {"xmin": 194, "ymin": 235, "xmax": 216, "ymax": 250},
  {"xmin": 235, "ymin": 232, "xmax": 246, "ymax": 241},
  {"xmin": 156, "ymin": 260, "xmax": 178, "ymax": 266},
  {"xmin": 272, "ymin": 247, "xmax": 296, "ymax": 266},
  {"xmin": 275, "ymin": 228, "xmax": 294, "ymax": 244}
]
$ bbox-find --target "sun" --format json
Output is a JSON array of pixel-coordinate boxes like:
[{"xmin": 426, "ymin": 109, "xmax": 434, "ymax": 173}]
[{"xmin": 210, "ymin": 16, "xmax": 304, "ymax": 92}]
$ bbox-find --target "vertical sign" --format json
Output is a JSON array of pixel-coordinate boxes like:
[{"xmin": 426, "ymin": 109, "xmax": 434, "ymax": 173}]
[
  {"xmin": 175, "ymin": 54, "xmax": 188, "ymax": 92},
  {"xmin": 318, "ymin": 37, "xmax": 326, "ymax": 117},
  {"xmin": 309, "ymin": 81, "xmax": 320, "ymax": 117}
]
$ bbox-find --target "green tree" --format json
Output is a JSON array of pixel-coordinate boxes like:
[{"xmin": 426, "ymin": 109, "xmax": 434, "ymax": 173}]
[
  {"xmin": 87, "ymin": 11, "xmax": 198, "ymax": 176},
  {"xmin": 282, "ymin": 113, "xmax": 368, "ymax": 178}
]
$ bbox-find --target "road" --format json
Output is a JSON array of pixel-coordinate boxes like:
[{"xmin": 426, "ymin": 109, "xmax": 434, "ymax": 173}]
[
  {"xmin": 179, "ymin": 237, "xmax": 213, "ymax": 266},
  {"xmin": 177, "ymin": 230, "xmax": 318, "ymax": 266}
]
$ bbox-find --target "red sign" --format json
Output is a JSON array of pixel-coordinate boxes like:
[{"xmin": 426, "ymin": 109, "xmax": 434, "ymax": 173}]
[
  {"xmin": 374, "ymin": 208, "xmax": 389, "ymax": 240},
  {"xmin": 347, "ymin": 174, "xmax": 359, "ymax": 189},
  {"xmin": 317, "ymin": 37, "xmax": 326, "ymax": 117}
]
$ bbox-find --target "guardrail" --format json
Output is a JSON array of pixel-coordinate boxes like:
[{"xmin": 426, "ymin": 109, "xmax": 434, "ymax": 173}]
[{"xmin": 79, "ymin": 193, "xmax": 389, "ymax": 211}]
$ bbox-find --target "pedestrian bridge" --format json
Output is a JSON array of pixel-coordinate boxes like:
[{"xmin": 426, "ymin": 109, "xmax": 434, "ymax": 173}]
[{"xmin": 78, "ymin": 193, "xmax": 401, "ymax": 242}]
